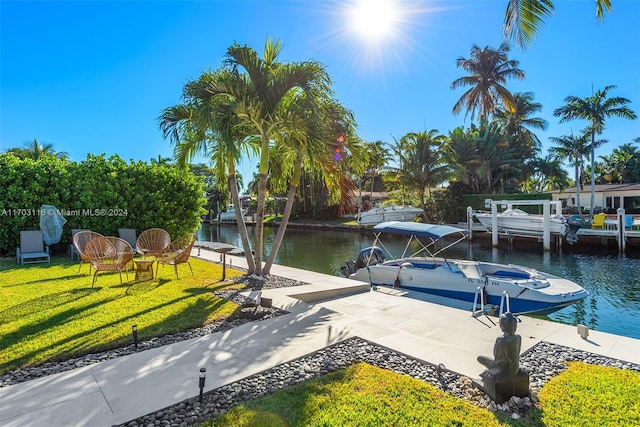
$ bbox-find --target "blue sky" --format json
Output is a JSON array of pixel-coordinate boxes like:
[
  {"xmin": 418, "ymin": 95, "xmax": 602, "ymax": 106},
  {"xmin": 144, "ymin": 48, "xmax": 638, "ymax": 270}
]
[{"xmin": 2, "ymin": 1, "xmax": 639, "ymax": 187}]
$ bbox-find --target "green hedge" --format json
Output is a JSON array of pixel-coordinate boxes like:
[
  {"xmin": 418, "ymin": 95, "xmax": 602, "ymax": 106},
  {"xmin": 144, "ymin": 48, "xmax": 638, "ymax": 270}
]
[{"xmin": 0, "ymin": 153, "xmax": 206, "ymax": 256}]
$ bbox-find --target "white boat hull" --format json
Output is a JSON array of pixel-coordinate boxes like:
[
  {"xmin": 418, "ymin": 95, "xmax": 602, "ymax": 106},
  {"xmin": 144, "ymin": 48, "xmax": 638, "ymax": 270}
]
[
  {"xmin": 350, "ymin": 257, "xmax": 587, "ymax": 315},
  {"xmin": 343, "ymin": 221, "xmax": 587, "ymax": 315},
  {"xmin": 218, "ymin": 208, "xmax": 248, "ymax": 222},
  {"xmin": 475, "ymin": 211, "xmax": 568, "ymax": 236},
  {"xmin": 357, "ymin": 205, "xmax": 423, "ymax": 225}
]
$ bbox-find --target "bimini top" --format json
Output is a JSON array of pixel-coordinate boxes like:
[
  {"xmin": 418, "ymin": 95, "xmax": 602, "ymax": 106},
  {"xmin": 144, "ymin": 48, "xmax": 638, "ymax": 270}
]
[{"xmin": 373, "ymin": 221, "xmax": 469, "ymax": 240}]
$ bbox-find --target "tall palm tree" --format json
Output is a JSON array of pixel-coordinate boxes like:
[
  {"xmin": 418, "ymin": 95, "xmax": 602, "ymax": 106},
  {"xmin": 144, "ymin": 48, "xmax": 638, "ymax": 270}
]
[
  {"xmin": 503, "ymin": 0, "xmax": 613, "ymax": 49},
  {"xmin": 200, "ymin": 38, "xmax": 333, "ymax": 276},
  {"xmin": 451, "ymin": 42, "xmax": 525, "ymax": 121},
  {"xmin": 494, "ymin": 91, "xmax": 547, "ymax": 159},
  {"xmin": 548, "ymin": 133, "xmax": 591, "ymax": 213},
  {"xmin": 554, "ymin": 85, "xmax": 637, "ymax": 219},
  {"xmin": 159, "ymin": 69, "xmax": 257, "ymax": 273}
]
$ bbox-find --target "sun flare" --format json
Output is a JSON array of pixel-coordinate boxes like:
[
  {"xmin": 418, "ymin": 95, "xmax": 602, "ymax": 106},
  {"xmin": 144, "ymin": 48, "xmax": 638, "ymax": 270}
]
[{"xmin": 349, "ymin": 0, "xmax": 401, "ymax": 42}]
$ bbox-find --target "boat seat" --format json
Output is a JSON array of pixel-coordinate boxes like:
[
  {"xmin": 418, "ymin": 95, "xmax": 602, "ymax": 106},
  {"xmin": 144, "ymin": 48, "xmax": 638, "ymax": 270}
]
[
  {"xmin": 410, "ymin": 262, "xmax": 438, "ymax": 269},
  {"xmin": 491, "ymin": 270, "xmax": 531, "ymax": 279}
]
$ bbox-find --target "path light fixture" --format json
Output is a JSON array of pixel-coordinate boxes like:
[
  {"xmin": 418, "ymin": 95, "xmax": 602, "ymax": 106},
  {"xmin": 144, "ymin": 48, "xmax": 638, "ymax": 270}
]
[
  {"xmin": 199, "ymin": 368, "xmax": 206, "ymax": 402},
  {"xmin": 132, "ymin": 324, "xmax": 139, "ymax": 350}
]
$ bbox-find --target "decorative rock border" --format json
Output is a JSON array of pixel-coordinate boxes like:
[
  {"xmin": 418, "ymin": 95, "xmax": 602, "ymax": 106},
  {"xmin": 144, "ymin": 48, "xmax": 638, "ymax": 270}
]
[{"xmin": 117, "ymin": 337, "xmax": 640, "ymax": 426}]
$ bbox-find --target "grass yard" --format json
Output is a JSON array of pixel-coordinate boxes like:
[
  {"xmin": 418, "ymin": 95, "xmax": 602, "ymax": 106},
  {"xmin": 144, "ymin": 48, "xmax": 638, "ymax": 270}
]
[
  {"xmin": 0, "ymin": 256, "xmax": 245, "ymax": 374},
  {"xmin": 204, "ymin": 362, "xmax": 640, "ymax": 427}
]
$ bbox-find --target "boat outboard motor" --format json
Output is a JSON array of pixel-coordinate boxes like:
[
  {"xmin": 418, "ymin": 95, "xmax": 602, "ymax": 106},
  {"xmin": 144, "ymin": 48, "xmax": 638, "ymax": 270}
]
[
  {"xmin": 565, "ymin": 214, "xmax": 583, "ymax": 245},
  {"xmin": 354, "ymin": 246, "xmax": 385, "ymax": 270},
  {"xmin": 341, "ymin": 246, "xmax": 385, "ymax": 277}
]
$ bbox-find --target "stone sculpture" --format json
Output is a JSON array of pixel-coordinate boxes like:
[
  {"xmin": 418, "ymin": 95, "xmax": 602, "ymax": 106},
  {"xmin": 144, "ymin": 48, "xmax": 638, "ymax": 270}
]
[{"xmin": 476, "ymin": 312, "xmax": 530, "ymax": 403}]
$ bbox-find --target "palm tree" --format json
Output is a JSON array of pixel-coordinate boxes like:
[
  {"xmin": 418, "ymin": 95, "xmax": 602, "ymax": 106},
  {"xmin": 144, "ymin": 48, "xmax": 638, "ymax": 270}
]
[
  {"xmin": 494, "ymin": 91, "xmax": 547, "ymax": 159},
  {"xmin": 442, "ymin": 126, "xmax": 481, "ymax": 192},
  {"xmin": 6, "ymin": 139, "xmax": 68, "ymax": 160},
  {"xmin": 363, "ymin": 140, "xmax": 392, "ymax": 196},
  {"xmin": 548, "ymin": 133, "xmax": 591, "ymax": 213},
  {"xmin": 199, "ymin": 38, "xmax": 333, "ymax": 276},
  {"xmin": 503, "ymin": 0, "xmax": 613, "ymax": 49},
  {"xmin": 159, "ymin": 69, "xmax": 257, "ymax": 273},
  {"xmin": 523, "ymin": 154, "xmax": 569, "ymax": 193},
  {"xmin": 150, "ymin": 155, "xmax": 172, "ymax": 165},
  {"xmin": 473, "ymin": 121, "xmax": 521, "ymax": 193},
  {"xmin": 554, "ymin": 85, "xmax": 637, "ymax": 219},
  {"xmin": 609, "ymin": 143, "xmax": 639, "ymax": 183},
  {"xmin": 262, "ymin": 95, "xmax": 358, "ymax": 275},
  {"xmin": 393, "ymin": 130, "xmax": 449, "ymax": 221},
  {"xmin": 451, "ymin": 42, "xmax": 525, "ymax": 121}
]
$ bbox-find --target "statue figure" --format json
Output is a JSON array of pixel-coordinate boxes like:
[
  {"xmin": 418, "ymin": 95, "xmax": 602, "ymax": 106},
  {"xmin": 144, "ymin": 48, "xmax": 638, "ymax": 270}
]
[
  {"xmin": 475, "ymin": 312, "xmax": 529, "ymax": 403},
  {"xmin": 478, "ymin": 312, "xmax": 521, "ymax": 379}
]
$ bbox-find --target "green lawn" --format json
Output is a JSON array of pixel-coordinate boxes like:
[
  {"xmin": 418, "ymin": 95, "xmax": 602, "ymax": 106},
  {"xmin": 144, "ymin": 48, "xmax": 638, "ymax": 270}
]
[
  {"xmin": 0, "ymin": 256, "xmax": 245, "ymax": 374},
  {"xmin": 205, "ymin": 361, "xmax": 640, "ymax": 427}
]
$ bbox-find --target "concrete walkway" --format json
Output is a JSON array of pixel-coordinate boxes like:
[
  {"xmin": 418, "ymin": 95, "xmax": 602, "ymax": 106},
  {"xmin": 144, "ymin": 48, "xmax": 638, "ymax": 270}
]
[{"xmin": 1, "ymin": 249, "xmax": 638, "ymax": 427}]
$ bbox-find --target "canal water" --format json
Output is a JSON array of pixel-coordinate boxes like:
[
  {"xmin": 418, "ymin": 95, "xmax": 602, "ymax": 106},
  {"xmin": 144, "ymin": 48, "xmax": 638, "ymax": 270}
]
[{"xmin": 198, "ymin": 223, "xmax": 640, "ymax": 340}]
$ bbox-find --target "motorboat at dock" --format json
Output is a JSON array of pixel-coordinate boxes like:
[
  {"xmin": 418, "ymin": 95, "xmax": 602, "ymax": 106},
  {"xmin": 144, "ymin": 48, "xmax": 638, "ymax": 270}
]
[
  {"xmin": 218, "ymin": 205, "xmax": 248, "ymax": 222},
  {"xmin": 356, "ymin": 204, "xmax": 423, "ymax": 226},
  {"xmin": 341, "ymin": 221, "xmax": 588, "ymax": 315}
]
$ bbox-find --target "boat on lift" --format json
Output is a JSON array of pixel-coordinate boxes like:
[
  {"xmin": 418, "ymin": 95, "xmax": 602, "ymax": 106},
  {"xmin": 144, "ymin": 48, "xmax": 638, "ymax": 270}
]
[{"xmin": 341, "ymin": 221, "xmax": 588, "ymax": 315}]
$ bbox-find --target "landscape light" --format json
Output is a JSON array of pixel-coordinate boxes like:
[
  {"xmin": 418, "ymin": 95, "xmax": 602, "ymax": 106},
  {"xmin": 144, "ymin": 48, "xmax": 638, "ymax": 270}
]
[
  {"xmin": 199, "ymin": 368, "xmax": 206, "ymax": 402},
  {"xmin": 132, "ymin": 324, "xmax": 139, "ymax": 350}
]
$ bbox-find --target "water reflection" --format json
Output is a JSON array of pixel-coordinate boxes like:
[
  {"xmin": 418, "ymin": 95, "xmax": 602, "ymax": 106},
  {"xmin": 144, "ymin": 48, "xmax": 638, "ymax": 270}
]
[{"xmin": 198, "ymin": 223, "xmax": 640, "ymax": 339}]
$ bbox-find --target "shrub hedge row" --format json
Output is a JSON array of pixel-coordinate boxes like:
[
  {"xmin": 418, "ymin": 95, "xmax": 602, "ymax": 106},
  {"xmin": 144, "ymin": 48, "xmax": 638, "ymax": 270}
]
[{"xmin": 0, "ymin": 153, "xmax": 207, "ymax": 256}]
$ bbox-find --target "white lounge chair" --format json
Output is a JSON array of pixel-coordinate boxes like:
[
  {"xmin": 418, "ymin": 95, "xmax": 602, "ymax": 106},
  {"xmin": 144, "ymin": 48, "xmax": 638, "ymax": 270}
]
[{"xmin": 16, "ymin": 230, "xmax": 51, "ymax": 266}]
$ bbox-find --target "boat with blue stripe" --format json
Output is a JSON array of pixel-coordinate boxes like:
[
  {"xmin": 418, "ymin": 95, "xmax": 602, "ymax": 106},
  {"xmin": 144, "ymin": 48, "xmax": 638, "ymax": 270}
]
[{"xmin": 341, "ymin": 221, "xmax": 588, "ymax": 315}]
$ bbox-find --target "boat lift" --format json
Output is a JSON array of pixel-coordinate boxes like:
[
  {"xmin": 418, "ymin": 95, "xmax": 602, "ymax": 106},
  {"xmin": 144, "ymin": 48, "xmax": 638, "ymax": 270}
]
[{"xmin": 468, "ymin": 199, "xmax": 562, "ymax": 251}]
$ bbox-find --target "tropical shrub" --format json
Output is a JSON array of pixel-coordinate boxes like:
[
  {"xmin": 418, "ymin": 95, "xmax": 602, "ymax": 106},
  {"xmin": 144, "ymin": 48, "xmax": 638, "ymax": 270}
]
[{"xmin": 0, "ymin": 153, "xmax": 206, "ymax": 256}]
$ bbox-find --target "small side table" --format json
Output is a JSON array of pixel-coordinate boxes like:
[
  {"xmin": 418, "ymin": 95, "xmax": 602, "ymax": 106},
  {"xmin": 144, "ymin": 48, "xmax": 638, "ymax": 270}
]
[
  {"xmin": 135, "ymin": 259, "xmax": 155, "ymax": 281},
  {"xmin": 213, "ymin": 246, "xmax": 235, "ymax": 281}
]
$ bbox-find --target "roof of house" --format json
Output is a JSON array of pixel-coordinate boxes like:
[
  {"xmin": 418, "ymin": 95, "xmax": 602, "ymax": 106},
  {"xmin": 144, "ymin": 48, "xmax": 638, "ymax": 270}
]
[{"xmin": 548, "ymin": 183, "xmax": 640, "ymax": 194}]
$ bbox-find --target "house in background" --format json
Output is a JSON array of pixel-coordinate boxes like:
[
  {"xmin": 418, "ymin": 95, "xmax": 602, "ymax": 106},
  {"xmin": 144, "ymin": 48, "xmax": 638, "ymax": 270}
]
[{"xmin": 548, "ymin": 183, "xmax": 640, "ymax": 214}]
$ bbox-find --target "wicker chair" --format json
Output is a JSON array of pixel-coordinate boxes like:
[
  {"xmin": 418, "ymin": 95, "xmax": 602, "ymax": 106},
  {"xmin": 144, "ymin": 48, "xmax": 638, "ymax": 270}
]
[
  {"xmin": 136, "ymin": 228, "xmax": 171, "ymax": 258},
  {"xmin": 156, "ymin": 233, "xmax": 196, "ymax": 279},
  {"xmin": 73, "ymin": 231, "xmax": 105, "ymax": 272},
  {"xmin": 85, "ymin": 236, "xmax": 134, "ymax": 286}
]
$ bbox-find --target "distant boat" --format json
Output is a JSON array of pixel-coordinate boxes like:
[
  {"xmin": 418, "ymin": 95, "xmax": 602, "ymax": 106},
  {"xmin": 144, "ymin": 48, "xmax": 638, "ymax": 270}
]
[
  {"xmin": 218, "ymin": 206, "xmax": 248, "ymax": 222},
  {"xmin": 357, "ymin": 205, "xmax": 423, "ymax": 226}
]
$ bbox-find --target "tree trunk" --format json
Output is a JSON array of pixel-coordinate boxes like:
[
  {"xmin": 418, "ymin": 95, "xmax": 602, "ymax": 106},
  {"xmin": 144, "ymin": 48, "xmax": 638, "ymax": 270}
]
[
  {"xmin": 229, "ymin": 173, "xmax": 255, "ymax": 274},
  {"xmin": 263, "ymin": 153, "xmax": 303, "ymax": 275},
  {"xmin": 253, "ymin": 136, "xmax": 271, "ymax": 277},
  {"xmin": 589, "ymin": 131, "xmax": 596, "ymax": 221},
  {"xmin": 574, "ymin": 164, "xmax": 581, "ymax": 214}
]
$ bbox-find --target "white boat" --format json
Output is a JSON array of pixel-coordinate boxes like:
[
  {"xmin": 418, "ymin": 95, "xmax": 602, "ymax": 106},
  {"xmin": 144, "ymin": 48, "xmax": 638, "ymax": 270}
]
[
  {"xmin": 474, "ymin": 208, "xmax": 568, "ymax": 236},
  {"xmin": 341, "ymin": 221, "xmax": 588, "ymax": 315},
  {"xmin": 218, "ymin": 206, "xmax": 248, "ymax": 222},
  {"xmin": 357, "ymin": 204, "xmax": 423, "ymax": 225}
]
